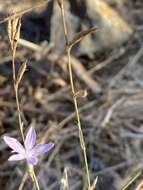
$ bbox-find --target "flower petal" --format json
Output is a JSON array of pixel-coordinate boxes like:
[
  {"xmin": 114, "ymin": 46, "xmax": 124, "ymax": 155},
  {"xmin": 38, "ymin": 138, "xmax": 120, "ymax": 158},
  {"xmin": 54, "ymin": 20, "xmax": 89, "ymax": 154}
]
[
  {"xmin": 27, "ymin": 157, "xmax": 38, "ymax": 166},
  {"xmin": 25, "ymin": 127, "xmax": 36, "ymax": 150},
  {"xmin": 33, "ymin": 143, "xmax": 54, "ymax": 156},
  {"xmin": 8, "ymin": 154, "xmax": 25, "ymax": 161},
  {"xmin": 3, "ymin": 136, "xmax": 24, "ymax": 153}
]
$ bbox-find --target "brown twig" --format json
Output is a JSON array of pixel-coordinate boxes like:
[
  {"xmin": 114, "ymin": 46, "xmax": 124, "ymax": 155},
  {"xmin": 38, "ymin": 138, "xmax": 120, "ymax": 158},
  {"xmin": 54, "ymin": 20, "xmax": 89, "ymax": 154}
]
[{"xmin": 7, "ymin": 16, "xmax": 25, "ymax": 142}]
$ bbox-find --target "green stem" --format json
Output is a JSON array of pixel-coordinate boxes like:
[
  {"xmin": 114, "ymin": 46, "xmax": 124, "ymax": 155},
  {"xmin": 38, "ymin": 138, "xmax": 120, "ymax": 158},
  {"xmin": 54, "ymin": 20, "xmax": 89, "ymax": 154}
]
[
  {"xmin": 12, "ymin": 48, "xmax": 25, "ymax": 143},
  {"xmin": 58, "ymin": 0, "xmax": 91, "ymax": 188},
  {"xmin": 28, "ymin": 165, "xmax": 40, "ymax": 190},
  {"xmin": 67, "ymin": 48, "xmax": 91, "ymax": 189},
  {"xmin": 121, "ymin": 170, "xmax": 141, "ymax": 190}
]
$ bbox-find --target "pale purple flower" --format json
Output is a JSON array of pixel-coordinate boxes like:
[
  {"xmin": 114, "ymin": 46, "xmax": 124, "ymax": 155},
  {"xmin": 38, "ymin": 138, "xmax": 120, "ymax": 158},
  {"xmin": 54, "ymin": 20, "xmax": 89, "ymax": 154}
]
[{"xmin": 3, "ymin": 127, "xmax": 54, "ymax": 166}]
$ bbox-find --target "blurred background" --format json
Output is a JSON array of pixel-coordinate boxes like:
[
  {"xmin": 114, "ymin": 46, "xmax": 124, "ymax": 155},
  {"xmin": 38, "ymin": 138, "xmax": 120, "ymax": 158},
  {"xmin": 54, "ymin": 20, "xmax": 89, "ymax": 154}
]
[{"xmin": 0, "ymin": 0, "xmax": 143, "ymax": 189}]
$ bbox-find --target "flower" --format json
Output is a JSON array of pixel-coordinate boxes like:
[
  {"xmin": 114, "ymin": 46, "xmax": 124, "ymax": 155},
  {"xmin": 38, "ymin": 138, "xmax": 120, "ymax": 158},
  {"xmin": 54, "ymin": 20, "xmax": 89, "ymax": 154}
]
[{"xmin": 3, "ymin": 127, "xmax": 54, "ymax": 166}]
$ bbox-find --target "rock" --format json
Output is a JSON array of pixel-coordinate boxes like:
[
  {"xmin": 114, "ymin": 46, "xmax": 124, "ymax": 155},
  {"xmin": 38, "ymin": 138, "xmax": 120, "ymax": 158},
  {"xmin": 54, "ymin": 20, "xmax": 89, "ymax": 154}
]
[
  {"xmin": 85, "ymin": 0, "xmax": 133, "ymax": 52},
  {"xmin": 50, "ymin": 0, "xmax": 133, "ymax": 56},
  {"xmin": 0, "ymin": 0, "xmax": 47, "ymax": 12},
  {"xmin": 0, "ymin": 0, "xmax": 133, "ymax": 56}
]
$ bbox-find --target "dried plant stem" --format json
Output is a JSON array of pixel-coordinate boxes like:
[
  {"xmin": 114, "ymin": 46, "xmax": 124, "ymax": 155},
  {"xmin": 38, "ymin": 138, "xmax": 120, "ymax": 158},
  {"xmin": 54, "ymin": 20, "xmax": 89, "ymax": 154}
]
[
  {"xmin": 12, "ymin": 49, "xmax": 16, "ymax": 82},
  {"xmin": 58, "ymin": 0, "xmax": 91, "ymax": 189},
  {"xmin": 67, "ymin": 48, "xmax": 91, "ymax": 189},
  {"xmin": 58, "ymin": 0, "xmax": 68, "ymax": 45},
  {"xmin": 12, "ymin": 50, "xmax": 24, "ymax": 142},
  {"xmin": 8, "ymin": 17, "xmax": 40, "ymax": 190},
  {"xmin": 12, "ymin": 52, "xmax": 41, "ymax": 190},
  {"xmin": 8, "ymin": 16, "xmax": 25, "ymax": 142}
]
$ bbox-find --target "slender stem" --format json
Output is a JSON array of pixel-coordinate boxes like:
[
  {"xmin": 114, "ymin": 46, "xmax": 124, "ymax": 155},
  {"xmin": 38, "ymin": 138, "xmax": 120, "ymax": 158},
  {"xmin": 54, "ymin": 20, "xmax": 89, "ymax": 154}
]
[
  {"xmin": 67, "ymin": 48, "xmax": 91, "ymax": 189},
  {"xmin": 12, "ymin": 48, "xmax": 16, "ymax": 82},
  {"xmin": 58, "ymin": 0, "xmax": 68, "ymax": 45},
  {"xmin": 28, "ymin": 165, "xmax": 40, "ymax": 190},
  {"xmin": 12, "ymin": 39, "xmax": 40, "ymax": 190},
  {"xmin": 12, "ymin": 48, "xmax": 25, "ymax": 142},
  {"xmin": 32, "ymin": 169, "xmax": 40, "ymax": 190},
  {"xmin": 121, "ymin": 170, "xmax": 141, "ymax": 190},
  {"xmin": 58, "ymin": 0, "xmax": 91, "ymax": 188},
  {"xmin": 10, "ymin": 18, "xmax": 40, "ymax": 190}
]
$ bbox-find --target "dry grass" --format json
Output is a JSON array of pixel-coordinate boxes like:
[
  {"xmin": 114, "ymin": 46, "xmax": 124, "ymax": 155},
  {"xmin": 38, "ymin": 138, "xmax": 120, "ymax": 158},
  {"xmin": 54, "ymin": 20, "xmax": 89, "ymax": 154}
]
[{"xmin": 0, "ymin": 0, "xmax": 143, "ymax": 190}]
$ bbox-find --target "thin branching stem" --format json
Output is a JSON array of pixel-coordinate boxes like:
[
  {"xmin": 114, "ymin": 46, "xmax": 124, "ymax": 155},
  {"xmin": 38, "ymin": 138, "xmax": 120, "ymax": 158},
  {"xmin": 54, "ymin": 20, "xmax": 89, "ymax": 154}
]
[
  {"xmin": 67, "ymin": 48, "xmax": 91, "ymax": 189},
  {"xmin": 12, "ymin": 43, "xmax": 41, "ymax": 190},
  {"xmin": 9, "ymin": 17, "xmax": 40, "ymax": 190},
  {"xmin": 58, "ymin": 0, "xmax": 91, "ymax": 189},
  {"xmin": 12, "ymin": 48, "xmax": 25, "ymax": 142}
]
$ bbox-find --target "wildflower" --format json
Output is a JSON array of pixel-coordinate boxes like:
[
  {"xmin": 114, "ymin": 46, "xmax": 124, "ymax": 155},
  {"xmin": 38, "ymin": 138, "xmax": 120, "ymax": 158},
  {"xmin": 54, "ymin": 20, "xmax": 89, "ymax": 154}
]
[{"xmin": 3, "ymin": 127, "xmax": 54, "ymax": 166}]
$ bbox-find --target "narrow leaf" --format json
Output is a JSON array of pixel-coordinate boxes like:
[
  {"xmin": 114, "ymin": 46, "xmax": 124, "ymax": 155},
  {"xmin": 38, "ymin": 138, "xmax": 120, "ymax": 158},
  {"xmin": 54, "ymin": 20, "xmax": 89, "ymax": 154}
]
[
  {"xmin": 16, "ymin": 60, "xmax": 27, "ymax": 86},
  {"xmin": 121, "ymin": 170, "xmax": 142, "ymax": 190},
  {"xmin": 69, "ymin": 27, "xmax": 98, "ymax": 48}
]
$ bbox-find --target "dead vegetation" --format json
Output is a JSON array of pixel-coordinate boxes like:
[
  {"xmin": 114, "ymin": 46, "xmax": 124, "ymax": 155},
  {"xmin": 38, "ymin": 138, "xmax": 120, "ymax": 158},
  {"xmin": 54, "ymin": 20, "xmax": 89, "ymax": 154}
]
[{"xmin": 0, "ymin": 0, "xmax": 143, "ymax": 189}]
